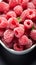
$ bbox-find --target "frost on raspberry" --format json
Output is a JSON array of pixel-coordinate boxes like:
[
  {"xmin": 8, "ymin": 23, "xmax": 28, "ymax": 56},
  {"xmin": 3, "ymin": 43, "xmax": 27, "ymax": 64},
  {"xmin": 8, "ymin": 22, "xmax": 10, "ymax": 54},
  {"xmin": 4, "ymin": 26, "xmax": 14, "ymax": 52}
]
[
  {"xmin": 0, "ymin": 2, "xmax": 9, "ymax": 13},
  {"xmin": 6, "ymin": 11, "xmax": 16, "ymax": 19},
  {"xmin": 8, "ymin": 17, "xmax": 19, "ymax": 29},
  {"xmin": 0, "ymin": 17, "xmax": 8, "ymax": 28},
  {"xmin": 4, "ymin": 29, "xmax": 14, "ymax": 43},
  {"xmin": 13, "ymin": 5, "xmax": 23, "ymax": 16},
  {"xmin": 19, "ymin": 35, "xmax": 29, "ymax": 45},
  {"xmin": 30, "ymin": 30, "xmax": 36, "ymax": 41},
  {"xmin": 14, "ymin": 26, "xmax": 24, "ymax": 38}
]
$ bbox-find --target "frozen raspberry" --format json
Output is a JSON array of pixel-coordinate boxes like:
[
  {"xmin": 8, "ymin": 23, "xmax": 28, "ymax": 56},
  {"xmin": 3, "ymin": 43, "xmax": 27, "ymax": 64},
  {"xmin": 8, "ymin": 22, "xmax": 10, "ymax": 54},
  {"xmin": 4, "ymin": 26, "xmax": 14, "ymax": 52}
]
[
  {"xmin": 26, "ymin": 9, "xmax": 36, "ymax": 20},
  {"xmin": 0, "ymin": 29, "xmax": 4, "ymax": 37},
  {"xmin": 27, "ymin": 2, "xmax": 35, "ymax": 9},
  {"xmin": 6, "ymin": 11, "xmax": 16, "ymax": 19},
  {"xmin": 0, "ymin": 17, "xmax": 8, "ymax": 28},
  {"xmin": 30, "ymin": 30, "xmax": 36, "ymax": 41},
  {"xmin": 32, "ymin": 0, "xmax": 36, "ymax": 8},
  {"xmin": 19, "ymin": 35, "xmax": 29, "ymax": 45},
  {"xmin": 24, "ymin": 20, "xmax": 33, "ymax": 29},
  {"xmin": 0, "ymin": 2, "xmax": 9, "ymax": 13},
  {"xmin": 4, "ymin": 29, "xmax": 14, "ymax": 43},
  {"xmin": 20, "ymin": 10, "xmax": 28, "ymax": 22},
  {"xmin": 2, "ymin": 37, "xmax": 13, "ymax": 48},
  {"xmin": 26, "ymin": 39, "xmax": 33, "ymax": 48},
  {"xmin": 8, "ymin": 17, "xmax": 19, "ymax": 29},
  {"xmin": 13, "ymin": 5, "xmax": 23, "ymax": 16},
  {"xmin": 9, "ymin": 0, "xmax": 18, "ymax": 9},
  {"xmin": 14, "ymin": 27, "xmax": 24, "ymax": 38},
  {"xmin": 21, "ymin": 0, "xmax": 29, "ymax": 9},
  {"xmin": 13, "ymin": 43, "xmax": 23, "ymax": 51}
]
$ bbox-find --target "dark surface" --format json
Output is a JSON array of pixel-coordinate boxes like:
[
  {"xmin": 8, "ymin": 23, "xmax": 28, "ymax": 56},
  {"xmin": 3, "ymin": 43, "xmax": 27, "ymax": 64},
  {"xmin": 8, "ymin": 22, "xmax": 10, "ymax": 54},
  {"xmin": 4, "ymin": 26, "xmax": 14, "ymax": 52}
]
[{"xmin": 0, "ymin": 44, "xmax": 36, "ymax": 65}]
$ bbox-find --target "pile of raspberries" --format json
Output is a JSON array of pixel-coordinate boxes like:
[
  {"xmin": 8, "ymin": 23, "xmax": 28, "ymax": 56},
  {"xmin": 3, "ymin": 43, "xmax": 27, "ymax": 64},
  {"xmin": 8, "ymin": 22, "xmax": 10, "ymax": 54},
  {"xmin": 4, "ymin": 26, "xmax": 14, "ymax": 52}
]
[{"xmin": 0, "ymin": 0, "xmax": 36, "ymax": 51}]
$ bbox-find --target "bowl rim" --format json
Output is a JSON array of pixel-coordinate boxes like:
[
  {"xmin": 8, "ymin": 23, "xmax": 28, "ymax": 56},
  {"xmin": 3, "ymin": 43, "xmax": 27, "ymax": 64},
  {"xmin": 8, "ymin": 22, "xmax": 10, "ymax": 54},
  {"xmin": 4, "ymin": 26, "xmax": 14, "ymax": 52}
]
[{"xmin": 0, "ymin": 40, "xmax": 36, "ymax": 55}]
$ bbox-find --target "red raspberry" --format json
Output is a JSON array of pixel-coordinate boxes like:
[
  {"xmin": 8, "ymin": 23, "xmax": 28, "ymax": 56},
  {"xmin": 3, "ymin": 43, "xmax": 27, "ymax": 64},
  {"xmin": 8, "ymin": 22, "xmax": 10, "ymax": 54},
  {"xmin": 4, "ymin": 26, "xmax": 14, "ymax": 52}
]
[
  {"xmin": 14, "ymin": 27, "xmax": 24, "ymax": 38},
  {"xmin": 27, "ymin": 2, "xmax": 35, "ymax": 9},
  {"xmin": 3, "ymin": 0, "xmax": 9, "ymax": 3},
  {"xmin": 6, "ymin": 11, "xmax": 17, "ymax": 19},
  {"xmin": 19, "ymin": 35, "xmax": 29, "ymax": 45},
  {"xmin": 0, "ymin": 29, "xmax": 4, "ymax": 37},
  {"xmin": 13, "ymin": 43, "xmax": 23, "ymax": 51},
  {"xmin": 18, "ymin": 0, "xmax": 29, "ymax": 9},
  {"xmin": 9, "ymin": 0, "xmax": 18, "ymax": 9},
  {"xmin": 0, "ymin": 2, "xmax": 9, "ymax": 13},
  {"xmin": 13, "ymin": 5, "xmax": 23, "ymax": 16},
  {"xmin": 20, "ymin": 10, "xmax": 27, "ymax": 22},
  {"xmin": 0, "ymin": 17, "xmax": 8, "ymax": 28},
  {"xmin": 30, "ymin": 30, "xmax": 36, "ymax": 41},
  {"xmin": 8, "ymin": 17, "xmax": 19, "ymax": 29},
  {"xmin": 26, "ymin": 9, "xmax": 36, "ymax": 19},
  {"xmin": 32, "ymin": 0, "xmax": 36, "ymax": 8},
  {"xmin": 26, "ymin": 39, "xmax": 33, "ymax": 48},
  {"xmin": 4, "ymin": 29, "xmax": 14, "ymax": 43},
  {"xmin": 24, "ymin": 20, "xmax": 33, "ymax": 29}
]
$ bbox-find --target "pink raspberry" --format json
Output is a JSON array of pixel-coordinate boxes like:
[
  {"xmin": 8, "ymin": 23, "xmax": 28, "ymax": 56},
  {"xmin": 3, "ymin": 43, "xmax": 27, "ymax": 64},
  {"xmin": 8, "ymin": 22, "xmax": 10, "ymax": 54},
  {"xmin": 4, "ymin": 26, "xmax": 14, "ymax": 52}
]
[
  {"xmin": 26, "ymin": 9, "xmax": 36, "ymax": 19},
  {"xmin": 27, "ymin": 2, "xmax": 35, "ymax": 9},
  {"xmin": 0, "ymin": 29, "xmax": 4, "ymax": 37},
  {"xmin": 0, "ymin": 17, "xmax": 8, "ymax": 28},
  {"xmin": 26, "ymin": 39, "xmax": 33, "ymax": 48},
  {"xmin": 0, "ymin": 2, "xmax": 9, "ymax": 13},
  {"xmin": 19, "ymin": 35, "xmax": 29, "ymax": 45},
  {"xmin": 4, "ymin": 29, "xmax": 14, "ymax": 43},
  {"xmin": 8, "ymin": 17, "xmax": 19, "ymax": 29},
  {"xmin": 24, "ymin": 20, "xmax": 33, "ymax": 29},
  {"xmin": 20, "ymin": 10, "xmax": 28, "ymax": 22},
  {"xmin": 2, "ymin": 37, "xmax": 13, "ymax": 48},
  {"xmin": 14, "ymin": 27, "xmax": 24, "ymax": 38},
  {"xmin": 19, "ymin": 24, "xmax": 24, "ymax": 29},
  {"xmin": 13, "ymin": 5, "xmax": 23, "ymax": 16},
  {"xmin": 9, "ymin": 0, "xmax": 18, "ymax": 9},
  {"xmin": 32, "ymin": 0, "xmax": 36, "ymax": 8},
  {"xmin": 6, "ymin": 11, "xmax": 17, "ymax": 19},
  {"xmin": 30, "ymin": 30, "xmax": 36, "ymax": 41},
  {"xmin": 13, "ymin": 43, "xmax": 23, "ymax": 51}
]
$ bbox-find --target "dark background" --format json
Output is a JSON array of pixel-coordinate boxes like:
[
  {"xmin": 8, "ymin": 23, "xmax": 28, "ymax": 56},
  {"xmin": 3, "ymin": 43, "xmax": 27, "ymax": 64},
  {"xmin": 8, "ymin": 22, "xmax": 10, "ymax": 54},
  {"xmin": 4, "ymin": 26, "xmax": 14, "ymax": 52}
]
[{"xmin": 0, "ymin": 44, "xmax": 36, "ymax": 65}]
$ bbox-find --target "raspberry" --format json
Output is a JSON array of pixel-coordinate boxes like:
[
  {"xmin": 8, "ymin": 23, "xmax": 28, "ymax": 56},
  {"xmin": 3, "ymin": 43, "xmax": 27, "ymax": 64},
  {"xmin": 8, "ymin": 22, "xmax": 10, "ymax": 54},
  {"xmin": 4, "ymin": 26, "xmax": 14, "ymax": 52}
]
[
  {"xmin": 6, "ymin": 11, "xmax": 17, "ymax": 19},
  {"xmin": 4, "ymin": 29, "xmax": 14, "ymax": 43},
  {"xmin": 26, "ymin": 39, "xmax": 33, "ymax": 48},
  {"xmin": 2, "ymin": 37, "xmax": 13, "ymax": 48},
  {"xmin": 13, "ymin": 43, "xmax": 23, "ymax": 51},
  {"xmin": 19, "ymin": 24, "xmax": 24, "ymax": 29},
  {"xmin": 0, "ymin": 2, "xmax": 9, "ymax": 13},
  {"xmin": 3, "ymin": 0, "xmax": 9, "ymax": 3},
  {"xmin": 27, "ymin": 2, "xmax": 35, "ymax": 9},
  {"xmin": 14, "ymin": 27, "xmax": 24, "ymax": 38},
  {"xmin": 0, "ymin": 17, "xmax": 8, "ymax": 28},
  {"xmin": 13, "ymin": 5, "xmax": 23, "ymax": 16},
  {"xmin": 20, "ymin": 10, "xmax": 27, "ymax": 22},
  {"xmin": 26, "ymin": 9, "xmax": 36, "ymax": 19},
  {"xmin": 30, "ymin": 30, "xmax": 36, "ymax": 41},
  {"xmin": 24, "ymin": 20, "xmax": 33, "ymax": 29},
  {"xmin": 18, "ymin": 0, "xmax": 29, "ymax": 9},
  {"xmin": 32, "ymin": 0, "xmax": 36, "ymax": 8},
  {"xmin": 9, "ymin": 0, "xmax": 18, "ymax": 9},
  {"xmin": 0, "ymin": 29, "xmax": 4, "ymax": 37},
  {"xmin": 19, "ymin": 35, "xmax": 29, "ymax": 45},
  {"xmin": 8, "ymin": 17, "xmax": 19, "ymax": 29}
]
